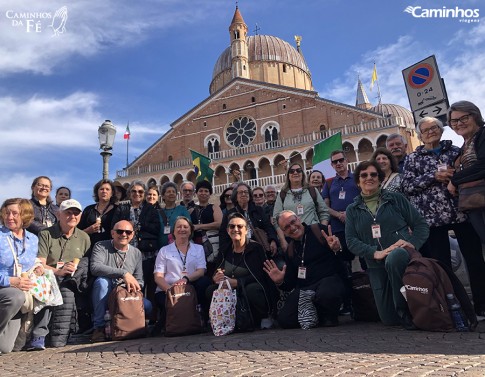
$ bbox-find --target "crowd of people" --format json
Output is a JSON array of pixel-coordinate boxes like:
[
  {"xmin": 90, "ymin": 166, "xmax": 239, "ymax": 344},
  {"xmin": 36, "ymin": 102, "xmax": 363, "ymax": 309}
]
[{"xmin": 1, "ymin": 100, "xmax": 484, "ymax": 353}]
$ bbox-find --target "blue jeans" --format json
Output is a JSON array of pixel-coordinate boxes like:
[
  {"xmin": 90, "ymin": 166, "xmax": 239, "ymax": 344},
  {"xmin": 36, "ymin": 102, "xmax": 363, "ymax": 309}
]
[{"xmin": 92, "ymin": 277, "xmax": 153, "ymax": 329}]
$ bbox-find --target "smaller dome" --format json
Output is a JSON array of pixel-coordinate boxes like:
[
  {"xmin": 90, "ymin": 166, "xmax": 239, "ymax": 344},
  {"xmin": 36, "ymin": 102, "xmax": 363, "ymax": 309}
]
[{"xmin": 370, "ymin": 103, "xmax": 414, "ymax": 126}]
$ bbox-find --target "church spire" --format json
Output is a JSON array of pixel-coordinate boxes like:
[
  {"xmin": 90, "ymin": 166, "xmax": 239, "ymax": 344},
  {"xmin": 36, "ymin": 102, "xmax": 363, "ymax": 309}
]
[
  {"xmin": 355, "ymin": 77, "xmax": 372, "ymax": 110},
  {"xmin": 229, "ymin": 5, "xmax": 249, "ymax": 79}
]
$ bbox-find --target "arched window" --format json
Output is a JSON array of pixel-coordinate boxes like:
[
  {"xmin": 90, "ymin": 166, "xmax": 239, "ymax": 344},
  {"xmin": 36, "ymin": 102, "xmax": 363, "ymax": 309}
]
[
  {"xmin": 261, "ymin": 121, "xmax": 280, "ymax": 147},
  {"xmin": 208, "ymin": 139, "xmax": 220, "ymax": 154}
]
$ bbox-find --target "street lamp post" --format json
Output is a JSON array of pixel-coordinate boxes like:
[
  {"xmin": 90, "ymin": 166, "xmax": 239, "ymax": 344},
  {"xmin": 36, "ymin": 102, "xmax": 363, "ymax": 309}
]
[{"xmin": 98, "ymin": 120, "xmax": 117, "ymax": 180}]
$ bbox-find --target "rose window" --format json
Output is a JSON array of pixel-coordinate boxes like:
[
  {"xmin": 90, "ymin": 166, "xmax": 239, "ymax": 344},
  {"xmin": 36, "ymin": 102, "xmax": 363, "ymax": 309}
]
[{"xmin": 225, "ymin": 116, "xmax": 256, "ymax": 148}]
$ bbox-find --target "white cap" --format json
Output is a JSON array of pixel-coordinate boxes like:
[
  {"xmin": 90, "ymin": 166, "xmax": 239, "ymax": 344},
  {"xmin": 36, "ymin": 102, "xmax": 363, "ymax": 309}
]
[{"xmin": 59, "ymin": 199, "xmax": 82, "ymax": 212}]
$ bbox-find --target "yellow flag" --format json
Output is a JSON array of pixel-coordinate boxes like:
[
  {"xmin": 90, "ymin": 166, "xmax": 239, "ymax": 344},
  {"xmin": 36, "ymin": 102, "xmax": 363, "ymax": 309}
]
[{"xmin": 370, "ymin": 64, "xmax": 378, "ymax": 91}]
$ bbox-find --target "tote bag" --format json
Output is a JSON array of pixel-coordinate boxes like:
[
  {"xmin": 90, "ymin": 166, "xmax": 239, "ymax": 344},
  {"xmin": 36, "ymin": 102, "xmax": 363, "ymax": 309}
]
[{"xmin": 209, "ymin": 279, "xmax": 237, "ymax": 336}]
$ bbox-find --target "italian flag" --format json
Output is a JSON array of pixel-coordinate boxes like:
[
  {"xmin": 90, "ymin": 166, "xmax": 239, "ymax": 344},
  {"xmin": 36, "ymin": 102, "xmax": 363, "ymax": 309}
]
[
  {"xmin": 124, "ymin": 123, "xmax": 131, "ymax": 140},
  {"xmin": 312, "ymin": 132, "xmax": 343, "ymax": 177}
]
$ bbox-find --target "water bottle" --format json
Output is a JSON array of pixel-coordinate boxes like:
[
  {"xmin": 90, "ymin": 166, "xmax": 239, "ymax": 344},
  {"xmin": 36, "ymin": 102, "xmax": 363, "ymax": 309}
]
[
  {"xmin": 196, "ymin": 304, "xmax": 205, "ymax": 328},
  {"xmin": 104, "ymin": 310, "xmax": 112, "ymax": 340},
  {"xmin": 446, "ymin": 293, "xmax": 468, "ymax": 332}
]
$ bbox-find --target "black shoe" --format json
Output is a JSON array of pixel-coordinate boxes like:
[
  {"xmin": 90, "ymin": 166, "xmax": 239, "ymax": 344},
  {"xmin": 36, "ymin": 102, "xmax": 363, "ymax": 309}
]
[{"xmin": 401, "ymin": 315, "xmax": 417, "ymax": 331}]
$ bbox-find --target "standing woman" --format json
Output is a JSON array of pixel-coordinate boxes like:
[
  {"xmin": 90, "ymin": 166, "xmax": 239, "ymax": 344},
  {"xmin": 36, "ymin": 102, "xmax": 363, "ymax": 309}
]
[
  {"xmin": 146, "ymin": 186, "xmax": 162, "ymax": 209},
  {"xmin": 55, "ymin": 187, "xmax": 71, "ymax": 207},
  {"xmin": 447, "ymin": 101, "xmax": 485, "ymax": 244},
  {"xmin": 309, "ymin": 170, "xmax": 325, "ymax": 196},
  {"xmin": 191, "ymin": 181, "xmax": 222, "ymax": 275},
  {"xmin": 346, "ymin": 161, "xmax": 429, "ymax": 328},
  {"xmin": 79, "ymin": 179, "xmax": 118, "ymax": 249},
  {"xmin": 158, "ymin": 182, "xmax": 190, "ymax": 248},
  {"xmin": 371, "ymin": 147, "xmax": 401, "ymax": 192},
  {"xmin": 273, "ymin": 163, "xmax": 329, "ymax": 251},
  {"xmin": 27, "ymin": 176, "xmax": 59, "ymax": 235},
  {"xmin": 219, "ymin": 187, "xmax": 234, "ymax": 215},
  {"xmin": 154, "ymin": 216, "xmax": 210, "ymax": 330},
  {"xmin": 0, "ymin": 198, "xmax": 37, "ymax": 354}
]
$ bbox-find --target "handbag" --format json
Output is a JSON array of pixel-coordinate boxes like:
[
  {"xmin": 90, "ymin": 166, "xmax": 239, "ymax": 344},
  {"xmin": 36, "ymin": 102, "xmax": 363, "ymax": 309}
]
[
  {"xmin": 458, "ymin": 179, "xmax": 485, "ymax": 212},
  {"xmin": 249, "ymin": 224, "xmax": 271, "ymax": 254},
  {"xmin": 209, "ymin": 278, "xmax": 237, "ymax": 336},
  {"xmin": 235, "ymin": 278, "xmax": 254, "ymax": 332},
  {"xmin": 165, "ymin": 284, "xmax": 201, "ymax": 336}
]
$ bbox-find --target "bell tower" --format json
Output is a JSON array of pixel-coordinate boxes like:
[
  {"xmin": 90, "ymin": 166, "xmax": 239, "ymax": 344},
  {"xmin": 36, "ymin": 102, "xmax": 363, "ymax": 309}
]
[{"xmin": 229, "ymin": 6, "xmax": 249, "ymax": 79}]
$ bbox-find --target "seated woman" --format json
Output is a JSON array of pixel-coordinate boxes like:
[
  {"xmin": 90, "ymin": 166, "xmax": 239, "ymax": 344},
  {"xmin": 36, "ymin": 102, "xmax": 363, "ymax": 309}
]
[
  {"xmin": 0, "ymin": 198, "xmax": 37, "ymax": 354},
  {"xmin": 207, "ymin": 213, "xmax": 275, "ymax": 329},
  {"xmin": 153, "ymin": 216, "xmax": 210, "ymax": 331},
  {"xmin": 345, "ymin": 161, "xmax": 429, "ymax": 329}
]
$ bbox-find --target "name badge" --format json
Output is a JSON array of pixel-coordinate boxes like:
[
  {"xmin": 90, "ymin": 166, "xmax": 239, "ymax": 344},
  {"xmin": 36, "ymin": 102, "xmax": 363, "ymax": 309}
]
[
  {"xmin": 17, "ymin": 263, "xmax": 23, "ymax": 275},
  {"xmin": 56, "ymin": 261, "xmax": 65, "ymax": 270},
  {"xmin": 164, "ymin": 226, "xmax": 171, "ymax": 235},
  {"xmin": 437, "ymin": 163, "xmax": 448, "ymax": 172},
  {"xmin": 339, "ymin": 190, "xmax": 346, "ymax": 200},
  {"xmin": 181, "ymin": 269, "xmax": 187, "ymax": 277},
  {"xmin": 298, "ymin": 266, "xmax": 307, "ymax": 279},
  {"xmin": 296, "ymin": 204, "xmax": 304, "ymax": 215},
  {"xmin": 371, "ymin": 224, "xmax": 381, "ymax": 239}
]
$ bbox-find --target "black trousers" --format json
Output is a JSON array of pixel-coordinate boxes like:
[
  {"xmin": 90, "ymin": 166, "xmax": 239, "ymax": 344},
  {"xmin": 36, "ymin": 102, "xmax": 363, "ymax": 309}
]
[
  {"xmin": 420, "ymin": 221, "xmax": 485, "ymax": 312},
  {"xmin": 277, "ymin": 274, "xmax": 345, "ymax": 329}
]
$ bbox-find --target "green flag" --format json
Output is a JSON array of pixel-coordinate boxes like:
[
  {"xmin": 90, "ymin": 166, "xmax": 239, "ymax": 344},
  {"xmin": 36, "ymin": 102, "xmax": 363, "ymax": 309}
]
[
  {"xmin": 312, "ymin": 133, "xmax": 343, "ymax": 177},
  {"xmin": 190, "ymin": 149, "xmax": 214, "ymax": 182}
]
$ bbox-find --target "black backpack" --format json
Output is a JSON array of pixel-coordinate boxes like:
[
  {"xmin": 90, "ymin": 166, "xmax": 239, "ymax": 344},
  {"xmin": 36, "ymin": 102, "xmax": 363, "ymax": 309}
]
[{"xmin": 351, "ymin": 271, "xmax": 380, "ymax": 322}]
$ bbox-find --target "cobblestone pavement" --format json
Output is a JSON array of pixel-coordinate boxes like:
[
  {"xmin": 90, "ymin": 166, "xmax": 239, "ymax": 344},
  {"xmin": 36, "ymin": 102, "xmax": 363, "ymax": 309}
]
[{"xmin": 2, "ymin": 320, "xmax": 485, "ymax": 377}]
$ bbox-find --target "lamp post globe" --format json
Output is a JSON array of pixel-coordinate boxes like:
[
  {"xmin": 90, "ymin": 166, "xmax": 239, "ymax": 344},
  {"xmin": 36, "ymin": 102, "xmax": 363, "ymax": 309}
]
[{"xmin": 98, "ymin": 120, "xmax": 117, "ymax": 179}]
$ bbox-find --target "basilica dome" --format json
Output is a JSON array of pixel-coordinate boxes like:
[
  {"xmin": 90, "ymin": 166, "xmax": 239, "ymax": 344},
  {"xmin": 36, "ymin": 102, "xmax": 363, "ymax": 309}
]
[
  {"xmin": 370, "ymin": 103, "xmax": 415, "ymax": 127},
  {"xmin": 210, "ymin": 35, "xmax": 313, "ymax": 94}
]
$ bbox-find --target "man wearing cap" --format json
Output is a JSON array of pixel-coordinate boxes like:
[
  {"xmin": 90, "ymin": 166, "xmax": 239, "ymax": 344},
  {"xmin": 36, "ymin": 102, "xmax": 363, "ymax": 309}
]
[
  {"xmin": 89, "ymin": 220, "xmax": 150, "ymax": 342},
  {"xmin": 25, "ymin": 199, "xmax": 90, "ymax": 351}
]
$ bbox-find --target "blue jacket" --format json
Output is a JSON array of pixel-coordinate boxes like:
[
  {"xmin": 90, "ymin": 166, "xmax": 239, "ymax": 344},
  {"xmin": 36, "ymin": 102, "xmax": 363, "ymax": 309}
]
[{"xmin": 345, "ymin": 190, "xmax": 429, "ymax": 269}]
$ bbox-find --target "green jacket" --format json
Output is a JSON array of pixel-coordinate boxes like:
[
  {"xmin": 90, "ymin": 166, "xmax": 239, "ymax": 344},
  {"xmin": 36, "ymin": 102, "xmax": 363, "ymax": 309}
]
[{"xmin": 345, "ymin": 190, "xmax": 429, "ymax": 269}]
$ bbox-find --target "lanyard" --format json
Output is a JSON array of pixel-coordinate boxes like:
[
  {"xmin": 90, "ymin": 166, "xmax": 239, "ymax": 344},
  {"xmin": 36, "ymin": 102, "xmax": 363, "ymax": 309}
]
[
  {"xmin": 10, "ymin": 232, "xmax": 25, "ymax": 257},
  {"xmin": 176, "ymin": 244, "xmax": 189, "ymax": 270},
  {"xmin": 163, "ymin": 207, "xmax": 176, "ymax": 226},
  {"xmin": 230, "ymin": 248, "xmax": 245, "ymax": 278},
  {"xmin": 362, "ymin": 195, "xmax": 382, "ymax": 223},
  {"xmin": 196, "ymin": 205, "xmax": 207, "ymax": 224},
  {"xmin": 297, "ymin": 233, "xmax": 307, "ymax": 266},
  {"xmin": 58, "ymin": 236, "xmax": 71, "ymax": 262}
]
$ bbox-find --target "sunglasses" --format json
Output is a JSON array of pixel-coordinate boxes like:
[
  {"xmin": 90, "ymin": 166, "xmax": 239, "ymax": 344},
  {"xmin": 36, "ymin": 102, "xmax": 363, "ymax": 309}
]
[
  {"xmin": 359, "ymin": 172, "xmax": 378, "ymax": 179},
  {"xmin": 331, "ymin": 158, "xmax": 345, "ymax": 164},
  {"xmin": 114, "ymin": 229, "xmax": 134, "ymax": 235},
  {"xmin": 253, "ymin": 194, "xmax": 264, "ymax": 198},
  {"xmin": 289, "ymin": 168, "xmax": 303, "ymax": 174},
  {"xmin": 131, "ymin": 190, "xmax": 144, "ymax": 194},
  {"xmin": 228, "ymin": 224, "xmax": 245, "ymax": 230}
]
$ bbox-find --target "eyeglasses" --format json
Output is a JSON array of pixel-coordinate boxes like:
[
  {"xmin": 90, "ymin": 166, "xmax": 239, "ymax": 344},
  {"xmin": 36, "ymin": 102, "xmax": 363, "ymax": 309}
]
[
  {"xmin": 420, "ymin": 125, "xmax": 440, "ymax": 135},
  {"xmin": 224, "ymin": 194, "xmax": 232, "ymax": 199},
  {"xmin": 114, "ymin": 229, "xmax": 134, "ymax": 235},
  {"xmin": 359, "ymin": 172, "xmax": 378, "ymax": 179},
  {"xmin": 289, "ymin": 168, "xmax": 303, "ymax": 174},
  {"xmin": 182, "ymin": 189, "xmax": 194, "ymax": 193},
  {"xmin": 36, "ymin": 183, "xmax": 51, "ymax": 189},
  {"xmin": 253, "ymin": 194, "xmax": 264, "ymax": 198},
  {"xmin": 5, "ymin": 211, "xmax": 20, "ymax": 218},
  {"xmin": 282, "ymin": 216, "xmax": 299, "ymax": 232},
  {"xmin": 449, "ymin": 114, "xmax": 471, "ymax": 127},
  {"xmin": 331, "ymin": 158, "xmax": 345, "ymax": 164},
  {"xmin": 131, "ymin": 190, "xmax": 144, "ymax": 195},
  {"xmin": 237, "ymin": 190, "xmax": 249, "ymax": 195},
  {"xmin": 228, "ymin": 224, "xmax": 245, "ymax": 230}
]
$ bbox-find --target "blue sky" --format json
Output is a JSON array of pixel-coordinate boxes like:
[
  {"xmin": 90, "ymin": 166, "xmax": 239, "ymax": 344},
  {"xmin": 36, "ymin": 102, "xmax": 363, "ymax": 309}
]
[{"xmin": 0, "ymin": 0, "xmax": 483, "ymax": 206}]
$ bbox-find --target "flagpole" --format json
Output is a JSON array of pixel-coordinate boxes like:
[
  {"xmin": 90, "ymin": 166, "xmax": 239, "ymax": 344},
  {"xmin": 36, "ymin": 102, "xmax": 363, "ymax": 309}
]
[
  {"xmin": 374, "ymin": 62, "xmax": 382, "ymax": 104},
  {"xmin": 126, "ymin": 136, "xmax": 129, "ymax": 168}
]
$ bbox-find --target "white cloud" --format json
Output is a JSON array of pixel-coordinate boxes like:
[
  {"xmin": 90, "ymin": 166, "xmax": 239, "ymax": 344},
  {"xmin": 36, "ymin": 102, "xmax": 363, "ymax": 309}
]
[
  {"xmin": 317, "ymin": 22, "xmax": 485, "ymax": 112},
  {"xmin": 0, "ymin": 0, "xmax": 228, "ymax": 75}
]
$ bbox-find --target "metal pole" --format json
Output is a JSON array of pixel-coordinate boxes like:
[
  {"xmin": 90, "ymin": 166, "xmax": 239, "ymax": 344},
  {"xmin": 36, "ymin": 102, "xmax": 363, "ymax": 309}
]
[{"xmin": 100, "ymin": 150, "xmax": 112, "ymax": 180}]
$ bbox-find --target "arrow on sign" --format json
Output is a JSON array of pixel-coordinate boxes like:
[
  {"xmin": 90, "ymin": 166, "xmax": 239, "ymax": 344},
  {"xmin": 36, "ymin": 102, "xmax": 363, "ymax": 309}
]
[{"xmin": 419, "ymin": 105, "xmax": 442, "ymax": 118}]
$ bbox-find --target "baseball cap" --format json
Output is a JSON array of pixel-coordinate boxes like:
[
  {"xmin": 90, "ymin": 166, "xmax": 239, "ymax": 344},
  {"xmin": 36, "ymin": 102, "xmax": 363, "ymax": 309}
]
[{"xmin": 59, "ymin": 199, "xmax": 83, "ymax": 212}]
